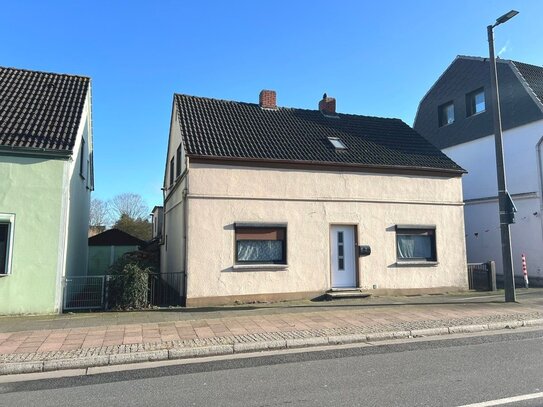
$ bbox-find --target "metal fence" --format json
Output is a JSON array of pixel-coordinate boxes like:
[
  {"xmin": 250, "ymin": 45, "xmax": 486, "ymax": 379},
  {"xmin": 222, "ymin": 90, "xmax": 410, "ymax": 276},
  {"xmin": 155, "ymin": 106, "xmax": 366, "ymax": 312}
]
[
  {"xmin": 63, "ymin": 272, "xmax": 185, "ymax": 311},
  {"xmin": 64, "ymin": 276, "xmax": 105, "ymax": 310},
  {"xmin": 468, "ymin": 261, "xmax": 497, "ymax": 291}
]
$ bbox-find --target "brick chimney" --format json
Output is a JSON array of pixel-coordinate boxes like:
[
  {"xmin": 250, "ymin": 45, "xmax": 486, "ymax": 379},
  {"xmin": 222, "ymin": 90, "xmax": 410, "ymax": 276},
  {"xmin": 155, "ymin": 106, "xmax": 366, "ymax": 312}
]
[
  {"xmin": 259, "ymin": 90, "xmax": 277, "ymax": 109},
  {"xmin": 319, "ymin": 93, "xmax": 336, "ymax": 115}
]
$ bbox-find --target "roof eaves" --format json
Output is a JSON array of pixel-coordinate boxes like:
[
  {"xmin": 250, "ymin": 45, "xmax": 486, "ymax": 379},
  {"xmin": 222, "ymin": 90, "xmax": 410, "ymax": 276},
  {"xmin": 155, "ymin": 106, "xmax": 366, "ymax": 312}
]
[
  {"xmin": 188, "ymin": 154, "xmax": 466, "ymax": 176},
  {"xmin": 0, "ymin": 145, "xmax": 72, "ymax": 159}
]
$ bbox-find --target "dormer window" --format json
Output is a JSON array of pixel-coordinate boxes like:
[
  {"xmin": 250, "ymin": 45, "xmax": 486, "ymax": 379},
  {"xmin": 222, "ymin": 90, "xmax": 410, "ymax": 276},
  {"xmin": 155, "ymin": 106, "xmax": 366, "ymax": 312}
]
[{"xmin": 328, "ymin": 137, "xmax": 347, "ymax": 150}]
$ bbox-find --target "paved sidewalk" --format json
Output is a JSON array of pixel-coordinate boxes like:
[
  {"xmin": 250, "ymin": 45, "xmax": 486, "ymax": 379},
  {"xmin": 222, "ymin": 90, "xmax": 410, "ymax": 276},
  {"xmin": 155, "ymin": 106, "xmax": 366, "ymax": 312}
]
[{"xmin": 0, "ymin": 290, "xmax": 542, "ymax": 375}]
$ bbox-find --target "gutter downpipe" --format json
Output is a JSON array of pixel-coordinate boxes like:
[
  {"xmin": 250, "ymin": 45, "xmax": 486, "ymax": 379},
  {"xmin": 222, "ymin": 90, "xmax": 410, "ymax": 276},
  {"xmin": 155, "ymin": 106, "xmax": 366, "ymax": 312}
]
[
  {"xmin": 536, "ymin": 138, "xmax": 543, "ymax": 244},
  {"xmin": 183, "ymin": 157, "xmax": 190, "ymax": 305}
]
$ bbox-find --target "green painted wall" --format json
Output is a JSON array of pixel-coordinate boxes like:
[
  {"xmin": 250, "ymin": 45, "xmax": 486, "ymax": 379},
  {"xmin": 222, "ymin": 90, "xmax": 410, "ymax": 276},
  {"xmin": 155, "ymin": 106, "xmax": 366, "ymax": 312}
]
[
  {"xmin": 88, "ymin": 245, "xmax": 139, "ymax": 276},
  {"xmin": 0, "ymin": 154, "xmax": 65, "ymax": 315},
  {"xmin": 65, "ymin": 121, "xmax": 91, "ymax": 277}
]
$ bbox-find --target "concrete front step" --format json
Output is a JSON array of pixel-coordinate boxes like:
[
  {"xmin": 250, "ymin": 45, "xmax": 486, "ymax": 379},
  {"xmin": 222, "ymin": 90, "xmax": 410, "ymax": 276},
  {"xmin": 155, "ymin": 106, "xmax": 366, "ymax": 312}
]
[{"xmin": 325, "ymin": 290, "xmax": 372, "ymax": 300}]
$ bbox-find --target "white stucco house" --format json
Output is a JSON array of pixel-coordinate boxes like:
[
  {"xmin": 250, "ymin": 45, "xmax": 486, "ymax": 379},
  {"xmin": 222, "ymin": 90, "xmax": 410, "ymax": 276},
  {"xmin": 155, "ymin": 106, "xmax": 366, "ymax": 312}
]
[
  {"xmin": 414, "ymin": 55, "xmax": 543, "ymax": 287},
  {"xmin": 161, "ymin": 90, "xmax": 468, "ymax": 306}
]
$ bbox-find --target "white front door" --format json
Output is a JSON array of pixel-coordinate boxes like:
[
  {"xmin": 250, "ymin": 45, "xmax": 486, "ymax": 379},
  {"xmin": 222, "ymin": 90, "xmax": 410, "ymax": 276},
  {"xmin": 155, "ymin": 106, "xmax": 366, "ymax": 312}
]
[{"xmin": 330, "ymin": 225, "xmax": 356, "ymax": 288}]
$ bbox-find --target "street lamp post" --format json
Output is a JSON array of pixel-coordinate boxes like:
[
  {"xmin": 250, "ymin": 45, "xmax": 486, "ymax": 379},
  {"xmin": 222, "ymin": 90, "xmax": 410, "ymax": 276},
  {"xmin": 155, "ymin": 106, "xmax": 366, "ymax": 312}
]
[{"xmin": 487, "ymin": 10, "xmax": 519, "ymax": 302}]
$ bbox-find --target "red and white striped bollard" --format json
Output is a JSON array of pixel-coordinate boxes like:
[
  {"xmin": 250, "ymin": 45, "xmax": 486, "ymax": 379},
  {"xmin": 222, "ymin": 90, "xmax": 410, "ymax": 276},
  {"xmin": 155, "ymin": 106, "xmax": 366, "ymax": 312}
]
[{"xmin": 521, "ymin": 253, "xmax": 529, "ymax": 289}]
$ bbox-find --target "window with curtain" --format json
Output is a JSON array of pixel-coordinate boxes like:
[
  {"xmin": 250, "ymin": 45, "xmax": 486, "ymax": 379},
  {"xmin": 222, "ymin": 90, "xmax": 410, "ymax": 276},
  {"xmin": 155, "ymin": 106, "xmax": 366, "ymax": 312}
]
[
  {"xmin": 235, "ymin": 226, "xmax": 286, "ymax": 264},
  {"xmin": 396, "ymin": 227, "xmax": 436, "ymax": 262}
]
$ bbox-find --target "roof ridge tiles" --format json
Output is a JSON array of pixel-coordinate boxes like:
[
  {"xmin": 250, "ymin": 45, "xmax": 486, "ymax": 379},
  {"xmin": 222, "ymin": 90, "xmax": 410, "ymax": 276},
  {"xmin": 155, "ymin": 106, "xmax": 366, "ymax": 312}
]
[{"xmin": 0, "ymin": 65, "xmax": 91, "ymax": 80}]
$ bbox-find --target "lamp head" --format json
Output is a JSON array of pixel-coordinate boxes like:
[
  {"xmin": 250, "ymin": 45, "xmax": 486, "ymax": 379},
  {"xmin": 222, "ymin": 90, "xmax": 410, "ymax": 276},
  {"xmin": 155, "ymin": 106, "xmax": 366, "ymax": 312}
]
[{"xmin": 495, "ymin": 10, "xmax": 519, "ymax": 26}]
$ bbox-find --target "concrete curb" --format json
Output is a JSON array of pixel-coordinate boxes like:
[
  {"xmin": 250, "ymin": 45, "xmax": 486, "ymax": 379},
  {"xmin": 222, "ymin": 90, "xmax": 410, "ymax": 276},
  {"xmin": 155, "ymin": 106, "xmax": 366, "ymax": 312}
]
[{"xmin": 1, "ymin": 318, "xmax": 542, "ymax": 376}]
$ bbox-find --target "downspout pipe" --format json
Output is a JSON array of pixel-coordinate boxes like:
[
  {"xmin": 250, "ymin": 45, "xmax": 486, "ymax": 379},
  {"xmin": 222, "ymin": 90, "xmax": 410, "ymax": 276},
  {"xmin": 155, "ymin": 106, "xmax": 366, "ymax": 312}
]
[{"xmin": 183, "ymin": 156, "xmax": 190, "ymax": 305}]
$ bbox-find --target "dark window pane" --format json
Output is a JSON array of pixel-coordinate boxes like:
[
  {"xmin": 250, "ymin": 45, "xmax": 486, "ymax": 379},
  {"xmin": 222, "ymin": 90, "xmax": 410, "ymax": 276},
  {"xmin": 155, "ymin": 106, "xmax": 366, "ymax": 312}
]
[
  {"xmin": 176, "ymin": 146, "xmax": 182, "ymax": 177},
  {"xmin": 169, "ymin": 158, "xmax": 175, "ymax": 185},
  {"xmin": 439, "ymin": 102, "xmax": 454, "ymax": 127},
  {"xmin": 0, "ymin": 224, "xmax": 8, "ymax": 275}
]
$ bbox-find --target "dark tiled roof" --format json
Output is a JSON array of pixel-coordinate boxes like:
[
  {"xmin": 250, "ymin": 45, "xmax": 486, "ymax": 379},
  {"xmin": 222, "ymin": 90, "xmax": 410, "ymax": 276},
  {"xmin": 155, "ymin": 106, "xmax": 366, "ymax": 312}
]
[
  {"xmin": 88, "ymin": 229, "xmax": 144, "ymax": 247},
  {"xmin": 512, "ymin": 60, "xmax": 543, "ymax": 106},
  {"xmin": 174, "ymin": 94, "xmax": 463, "ymax": 173},
  {"xmin": 414, "ymin": 56, "xmax": 543, "ymax": 149},
  {"xmin": 0, "ymin": 66, "xmax": 90, "ymax": 153}
]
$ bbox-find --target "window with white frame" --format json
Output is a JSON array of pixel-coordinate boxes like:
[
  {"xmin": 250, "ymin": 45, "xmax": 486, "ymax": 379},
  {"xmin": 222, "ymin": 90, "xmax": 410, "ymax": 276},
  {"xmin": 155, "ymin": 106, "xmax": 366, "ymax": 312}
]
[
  {"xmin": 396, "ymin": 225, "xmax": 436, "ymax": 262},
  {"xmin": 235, "ymin": 225, "xmax": 287, "ymax": 265},
  {"xmin": 466, "ymin": 88, "xmax": 485, "ymax": 117},
  {"xmin": 328, "ymin": 137, "xmax": 347, "ymax": 150},
  {"xmin": 0, "ymin": 214, "xmax": 15, "ymax": 275}
]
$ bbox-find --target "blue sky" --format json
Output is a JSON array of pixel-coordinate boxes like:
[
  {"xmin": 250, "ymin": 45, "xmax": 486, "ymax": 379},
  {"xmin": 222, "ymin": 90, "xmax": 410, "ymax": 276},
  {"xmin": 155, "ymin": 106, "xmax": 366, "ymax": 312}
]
[{"xmin": 1, "ymin": 1, "xmax": 542, "ymax": 210}]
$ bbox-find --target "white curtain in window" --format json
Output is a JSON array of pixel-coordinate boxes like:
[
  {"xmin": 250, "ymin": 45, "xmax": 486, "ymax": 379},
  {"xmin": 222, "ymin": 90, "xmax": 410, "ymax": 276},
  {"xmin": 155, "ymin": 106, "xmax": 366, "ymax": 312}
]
[
  {"xmin": 237, "ymin": 240, "xmax": 283, "ymax": 262},
  {"xmin": 397, "ymin": 235, "xmax": 431, "ymax": 259}
]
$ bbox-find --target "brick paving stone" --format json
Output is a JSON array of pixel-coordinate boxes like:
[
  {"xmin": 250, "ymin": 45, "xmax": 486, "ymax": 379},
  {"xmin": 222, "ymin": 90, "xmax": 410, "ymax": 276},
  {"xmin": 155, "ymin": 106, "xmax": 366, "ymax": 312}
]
[
  {"xmin": 37, "ymin": 343, "xmax": 63, "ymax": 352},
  {"xmin": 123, "ymin": 337, "xmax": 143, "ymax": 345},
  {"xmin": 194, "ymin": 327, "xmax": 216, "ymax": 338}
]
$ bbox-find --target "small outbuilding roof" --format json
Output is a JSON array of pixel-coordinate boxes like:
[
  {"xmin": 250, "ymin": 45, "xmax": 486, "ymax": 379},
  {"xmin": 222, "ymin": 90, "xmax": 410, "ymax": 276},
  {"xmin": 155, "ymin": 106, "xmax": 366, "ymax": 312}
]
[{"xmin": 88, "ymin": 229, "xmax": 144, "ymax": 247}]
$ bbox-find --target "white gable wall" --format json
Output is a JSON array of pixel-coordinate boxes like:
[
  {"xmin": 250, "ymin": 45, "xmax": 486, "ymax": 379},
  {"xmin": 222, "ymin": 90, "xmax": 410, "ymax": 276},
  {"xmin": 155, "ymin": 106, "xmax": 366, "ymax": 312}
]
[
  {"xmin": 443, "ymin": 119, "xmax": 543, "ymax": 283},
  {"xmin": 57, "ymin": 92, "xmax": 93, "ymax": 310},
  {"xmin": 161, "ymin": 102, "xmax": 187, "ymax": 297}
]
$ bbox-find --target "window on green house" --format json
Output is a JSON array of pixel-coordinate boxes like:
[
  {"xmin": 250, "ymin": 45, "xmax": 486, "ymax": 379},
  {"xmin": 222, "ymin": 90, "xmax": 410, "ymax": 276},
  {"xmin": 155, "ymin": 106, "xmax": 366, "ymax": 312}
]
[{"xmin": 0, "ymin": 215, "xmax": 15, "ymax": 275}]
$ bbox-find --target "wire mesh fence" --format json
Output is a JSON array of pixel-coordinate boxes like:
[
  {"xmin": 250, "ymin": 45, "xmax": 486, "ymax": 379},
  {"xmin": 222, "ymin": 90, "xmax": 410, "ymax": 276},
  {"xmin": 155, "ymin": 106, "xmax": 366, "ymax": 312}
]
[{"xmin": 64, "ymin": 276, "xmax": 105, "ymax": 310}]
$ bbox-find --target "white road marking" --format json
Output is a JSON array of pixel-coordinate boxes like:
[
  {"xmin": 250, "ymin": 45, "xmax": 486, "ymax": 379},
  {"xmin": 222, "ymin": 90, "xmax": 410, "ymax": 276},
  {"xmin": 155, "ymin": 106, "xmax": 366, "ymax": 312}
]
[{"xmin": 457, "ymin": 392, "xmax": 543, "ymax": 406}]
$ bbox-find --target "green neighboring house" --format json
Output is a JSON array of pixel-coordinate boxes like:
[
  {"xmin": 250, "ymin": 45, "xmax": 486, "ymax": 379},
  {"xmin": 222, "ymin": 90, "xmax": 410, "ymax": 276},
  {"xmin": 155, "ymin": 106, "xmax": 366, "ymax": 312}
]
[
  {"xmin": 0, "ymin": 66, "xmax": 93, "ymax": 315},
  {"xmin": 88, "ymin": 229, "xmax": 144, "ymax": 276}
]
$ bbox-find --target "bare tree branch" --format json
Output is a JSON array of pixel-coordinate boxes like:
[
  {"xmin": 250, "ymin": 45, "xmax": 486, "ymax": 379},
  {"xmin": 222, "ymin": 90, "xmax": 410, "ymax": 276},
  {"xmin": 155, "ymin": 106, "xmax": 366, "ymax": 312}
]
[
  {"xmin": 89, "ymin": 198, "xmax": 111, "ymax": 227},
  {"xmin": 109, "ymin": 193, "xmax": 149, "ymax": 221}
]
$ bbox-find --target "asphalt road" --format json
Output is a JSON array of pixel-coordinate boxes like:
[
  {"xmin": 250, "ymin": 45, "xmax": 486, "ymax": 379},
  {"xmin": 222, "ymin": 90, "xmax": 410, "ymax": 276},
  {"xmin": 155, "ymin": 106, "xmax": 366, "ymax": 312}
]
[{"xmin": 1, "ymin": 330, "xmax": 542, "ymax": 407}]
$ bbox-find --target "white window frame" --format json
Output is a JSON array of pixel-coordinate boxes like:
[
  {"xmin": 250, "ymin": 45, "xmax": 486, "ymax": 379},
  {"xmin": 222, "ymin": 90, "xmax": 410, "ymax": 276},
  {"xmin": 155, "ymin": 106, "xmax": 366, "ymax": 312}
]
[
  {"xmin": 0, "ymin": 214, "xmax": 15, "ymax": 276},
  {"xmin": 328, "ymin": 137, "xmax": 347, "ymax": 150},
  {"xmin": 466, "ymin": 88, "xmax": 486, "ymax": 117}
]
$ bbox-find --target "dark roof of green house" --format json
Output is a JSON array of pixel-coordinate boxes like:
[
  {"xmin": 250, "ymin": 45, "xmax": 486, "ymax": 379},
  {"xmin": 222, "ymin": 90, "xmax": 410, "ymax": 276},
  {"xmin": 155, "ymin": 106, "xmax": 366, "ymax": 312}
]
[
  {"xmin": 174, "ymin": 93, "xmax": 464, "ymax": 174},
  {"xmin": 0, "ymin": 66, "xmax": 90, "ymax": 153}
]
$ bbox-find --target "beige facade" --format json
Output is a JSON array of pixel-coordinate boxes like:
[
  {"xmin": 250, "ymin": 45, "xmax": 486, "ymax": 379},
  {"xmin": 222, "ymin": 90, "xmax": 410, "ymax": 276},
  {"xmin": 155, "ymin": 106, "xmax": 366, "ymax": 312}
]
[{"xmin": 162, "ymin": 158, "xmax": 468, "ymax": 306}]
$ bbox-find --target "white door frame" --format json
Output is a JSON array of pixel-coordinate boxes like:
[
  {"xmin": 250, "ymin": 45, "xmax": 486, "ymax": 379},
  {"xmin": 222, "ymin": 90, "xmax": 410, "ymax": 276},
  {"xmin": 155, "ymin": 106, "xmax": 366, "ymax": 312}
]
[{"xmin": 330, "ymin": 224, "xmax": 358, "ymax": 289}]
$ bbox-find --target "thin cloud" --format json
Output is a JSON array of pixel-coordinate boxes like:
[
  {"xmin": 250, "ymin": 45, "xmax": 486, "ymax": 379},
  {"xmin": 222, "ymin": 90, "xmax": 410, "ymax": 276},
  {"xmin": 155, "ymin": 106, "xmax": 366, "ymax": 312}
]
[{"xmin": 497, "ymin": 40, "xmax": 511, "ymax": 57}]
